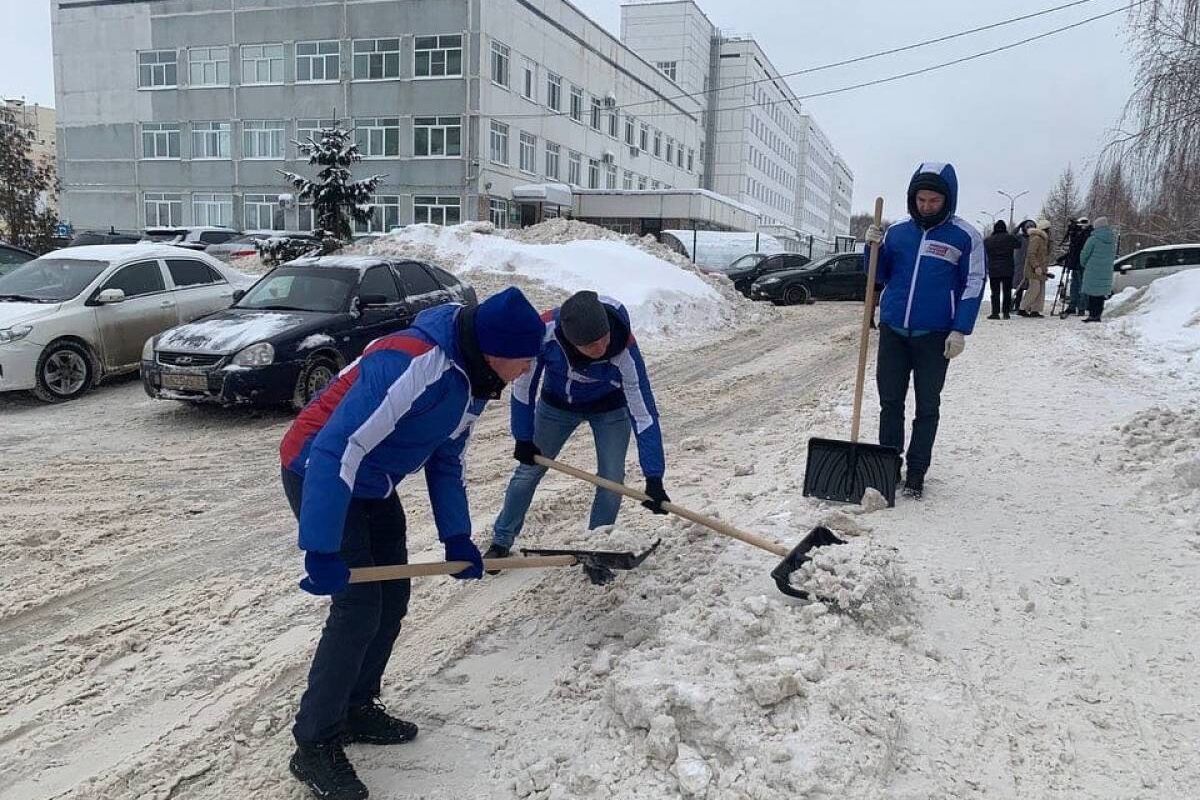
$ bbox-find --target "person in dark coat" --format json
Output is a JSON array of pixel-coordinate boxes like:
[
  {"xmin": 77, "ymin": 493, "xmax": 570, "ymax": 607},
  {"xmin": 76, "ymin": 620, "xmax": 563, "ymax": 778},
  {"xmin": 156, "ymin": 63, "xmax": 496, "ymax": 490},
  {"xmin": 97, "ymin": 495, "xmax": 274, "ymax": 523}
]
[
  {"xmin": 983, "ymin": 220, "xmax": 1021, "ymax": 319},
  {"xmin": 1061, "ymin": 217, "xmax": 1093, "ymax": 316}
]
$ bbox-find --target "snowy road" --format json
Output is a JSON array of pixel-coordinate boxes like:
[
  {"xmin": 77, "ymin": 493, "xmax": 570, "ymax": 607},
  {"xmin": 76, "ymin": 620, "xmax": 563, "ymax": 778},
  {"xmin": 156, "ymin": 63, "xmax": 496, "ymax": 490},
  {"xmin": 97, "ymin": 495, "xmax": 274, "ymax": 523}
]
[{"xmin": 1, "ymin": 303, "xmax": 1197, "ymax": 800}]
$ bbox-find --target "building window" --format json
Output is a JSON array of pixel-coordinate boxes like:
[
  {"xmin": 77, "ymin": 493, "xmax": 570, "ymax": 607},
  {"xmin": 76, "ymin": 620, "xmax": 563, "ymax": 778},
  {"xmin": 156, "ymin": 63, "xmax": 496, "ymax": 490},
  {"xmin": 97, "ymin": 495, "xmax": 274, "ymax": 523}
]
[
  {"xmin": 141, "ymin": 123, "xmax": 180, "ymax": 159},
  {"xmin": 355, "ymin": 195, "xmax": 401, "ymax": 233},
  {"xmin": 192, "ymin": 193, "xmax": 233, "ymax": 227},
  {"xmin": 191, "ymin": 122, "xmax": 230, "ymax": 159},
  {"xmin": 652, "ymin": 180, "xmax": 660, "ymax": 190},
  {"xmin": 296, "ymin": 118, "xmax": 337, "ymax": 149},
  {"xmin": 144, "ymin": 192, "xmax": 182, "ymax": 226},
  {"xmin": 588, "ymin": 158, "xmax": 600, "ymax": 189},
  {"xmin": 244, "ymin": 194, "xmax": 282, "ymax": 230},
  {"xmin": 605, "ymin": 163, "xmax": 617, "ymax": 189},
  {"xmin": 656, "ymin": 61, "xmax": 677, "ymax": 81},
  {"xmin": 567, "ymin": 151, "xmax": 582, "ymax": 186},
  {"xmin": 188, "ymin": 47, "xmax": 228, "ymax": 87},
  {"xmin": 569, "ymin": 86, "xmax": 584, "ymax": 122},
  {"xmin": 666, "ymin": 137, "xmax": 674, "ymax": 164},
  {"xmin": 489, "ymin": 197, "xmax": 509, "ymax": 229},
  {"xmin": 624, "ymin": 116, "xmax": 635, "ymax": 146},
  {"xmin": 544, "ymin": 141, "xmax": 560, "ymax": 180},
  {"xmin": 353, "ymin": 38, "xmax": 401, "ymax": 80},
  {"xmin": 521, "ymin": 59, "xmax": 536, "ymax": 101},
  {"xmin": 242, "ymin": 120, "xmax": 285, "ymax": 159},
  {"xmin": 414, "ymin": 35, "xmax": 462, "ymax": 78},
  {"xmin": 519, "ymin": 132, "xmax": 537, "ymax": 174},
  {"xmin": 590, "ymin": 97, "xmax": 602, "ymax": 131},
  {"xmin": 639, "ymin": 123, "xmax": 648, "ymax": 152},
  {"xmin": 413, "ymin": 116, "xmax": 461, "ymax": 157},
  {"xmin": 637, "ymin": 175, "xmax": 647, "ymax": 190},
  {"xmin": 241, "ymin": 44, "xmax": 284, "ymax": 85},
  {"xmin": 354, "ymin": 117, "xmax": 401, "ymax": 158},
  {"xmin": 622, "ymin": 170, "xmax": 633, "ymax": 190},
  {"xmin": 677, "ymin": 146, "xmax": 684, "ymax": 169},
  {"xmin": 608, "ymin": 109, "xmax": 619, "ymax": 138},
  {"xmin": 489, "ymin": 120, "xmax": 509, "ymax": 165},
  {"xmin": 296, "ymin": 40, "xmax": 340, "ymax": 82},
  {"xmin": 138, "ymin": 50, "xmax": 177, "ymax": 89},
  {"xmin": 490, "ymin": 41, "xmax": 510, "ymax": 87},
  {"xmin": 653, "ymin": 129, "xmax": 662, "ymax": 158},
  {"xmin": 547, "ymin": 73, "xmax": 562, "ymax": 112},
  {"xmin": 414, "ymin": 195, "xmax": 461, "ymax": 225}
]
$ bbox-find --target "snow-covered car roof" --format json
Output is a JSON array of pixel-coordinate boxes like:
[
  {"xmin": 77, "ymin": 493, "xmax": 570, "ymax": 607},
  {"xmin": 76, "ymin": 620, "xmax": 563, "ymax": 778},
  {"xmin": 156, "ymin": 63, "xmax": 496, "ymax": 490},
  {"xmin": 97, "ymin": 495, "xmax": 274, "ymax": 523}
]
[
  {"xmin": 284, "ymin": 255, "xmax": 404, "ymax": 271},
  {"xmin": 43, "ymin": 243, "xmax": 231, "ymax": 262},
  {"xmin": 1122, "ymin": 243, "xmax": 1200, "ymax": 256}
]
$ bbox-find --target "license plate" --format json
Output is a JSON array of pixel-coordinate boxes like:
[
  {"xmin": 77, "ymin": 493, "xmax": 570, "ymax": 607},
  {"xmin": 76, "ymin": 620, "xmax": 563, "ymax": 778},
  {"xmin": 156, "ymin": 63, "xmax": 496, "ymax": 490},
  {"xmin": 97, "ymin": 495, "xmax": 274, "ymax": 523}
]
[{"xmin": 162, "ymin": 372, "xmax": 209, "ymax": 392}]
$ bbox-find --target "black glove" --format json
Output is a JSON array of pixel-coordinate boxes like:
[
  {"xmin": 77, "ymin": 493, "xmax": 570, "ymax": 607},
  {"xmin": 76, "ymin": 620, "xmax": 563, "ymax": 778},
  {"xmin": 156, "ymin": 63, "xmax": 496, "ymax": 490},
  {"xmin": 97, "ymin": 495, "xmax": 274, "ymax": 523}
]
[
  {"xmin": 513, "ymin": 439, "xmax": 542, "ymax": 466},
  {"xmin": 641, "ymin": 477, "xmax": 670, "ymax": 515}
]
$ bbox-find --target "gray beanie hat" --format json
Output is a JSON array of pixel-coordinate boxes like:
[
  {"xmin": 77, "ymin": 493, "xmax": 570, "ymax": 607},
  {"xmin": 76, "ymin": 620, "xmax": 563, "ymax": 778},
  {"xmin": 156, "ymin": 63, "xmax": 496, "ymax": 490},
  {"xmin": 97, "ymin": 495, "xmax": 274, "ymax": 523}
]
[{"xmin": 559, "ymin": 290, "xmax": 610, "ymax": 346}]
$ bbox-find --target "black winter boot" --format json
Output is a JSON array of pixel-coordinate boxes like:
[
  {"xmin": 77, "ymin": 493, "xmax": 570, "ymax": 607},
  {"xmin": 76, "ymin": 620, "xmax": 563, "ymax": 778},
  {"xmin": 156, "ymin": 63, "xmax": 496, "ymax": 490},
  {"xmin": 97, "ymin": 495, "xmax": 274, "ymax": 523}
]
[
  {"xmin": 902, "ymin": 472, "xmax": 925, "ymax": 500},
  {"xmin": 345, "ymin": 699, "xmax": 419, "ymax": 745},
  {"xmin": 289, "ymin": 740, "xmax": 369, "ymax": 800},
  {"xmin": 483, "ymin": 542, "xmax": 510, "ymax": 576}
]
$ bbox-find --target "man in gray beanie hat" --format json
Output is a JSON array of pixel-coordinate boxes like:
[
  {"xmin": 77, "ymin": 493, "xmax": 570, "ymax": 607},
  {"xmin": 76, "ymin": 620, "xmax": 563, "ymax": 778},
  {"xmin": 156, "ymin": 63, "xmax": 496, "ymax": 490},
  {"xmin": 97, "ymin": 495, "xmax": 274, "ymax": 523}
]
[{"xmin": 487, "ymin": 291, "xmax": 669, "ymax": 566}]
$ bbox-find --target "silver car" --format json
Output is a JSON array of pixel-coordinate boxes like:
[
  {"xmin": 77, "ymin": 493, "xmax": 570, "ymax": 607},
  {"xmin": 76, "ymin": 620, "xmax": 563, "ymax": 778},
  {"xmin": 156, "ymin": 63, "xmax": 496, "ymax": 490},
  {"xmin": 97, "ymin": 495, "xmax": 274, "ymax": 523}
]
[
  {"xmin": 205, "ymin": 230, "xmax": 320, "ymax": 263},
  {"xmin": 0, "ymin": 244, "xmax": 254, "ymax": 402}
]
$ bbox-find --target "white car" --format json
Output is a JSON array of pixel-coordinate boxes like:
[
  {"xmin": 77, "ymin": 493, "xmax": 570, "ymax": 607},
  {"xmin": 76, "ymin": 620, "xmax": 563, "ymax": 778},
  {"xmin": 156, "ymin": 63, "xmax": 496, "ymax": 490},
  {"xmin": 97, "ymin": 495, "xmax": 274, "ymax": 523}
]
[
  {"xmin": 144, "ymin": 226, "xmax": 242, "ymax": 251},
  {"xmin": 0, "ymin": 244, "xmax": 254, "ymax": 402},
  {"xmin": 1112, "ymin": 244, "xmax": 1200, "ymax": 293}
]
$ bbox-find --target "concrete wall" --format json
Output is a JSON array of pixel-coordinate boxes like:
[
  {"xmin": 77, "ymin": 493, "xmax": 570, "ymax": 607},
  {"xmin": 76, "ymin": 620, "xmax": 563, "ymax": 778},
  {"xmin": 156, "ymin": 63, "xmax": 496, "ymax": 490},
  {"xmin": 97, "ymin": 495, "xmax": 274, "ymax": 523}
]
[{"xmin": 619, "ymin": 0, "xmax": 714, "ymax": 98}]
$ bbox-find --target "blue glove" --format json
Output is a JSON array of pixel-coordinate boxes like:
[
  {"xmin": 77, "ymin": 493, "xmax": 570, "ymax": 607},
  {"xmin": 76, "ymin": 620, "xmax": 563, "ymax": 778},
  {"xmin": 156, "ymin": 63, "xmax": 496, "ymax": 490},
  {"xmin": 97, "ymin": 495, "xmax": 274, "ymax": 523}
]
[
  {"xmin": 444, "ymin": 536, "xmax": 484, "ymax": 580},
  {"xmin": 299, "ymin": 551, "xmax": 350, "ymax": 595}
]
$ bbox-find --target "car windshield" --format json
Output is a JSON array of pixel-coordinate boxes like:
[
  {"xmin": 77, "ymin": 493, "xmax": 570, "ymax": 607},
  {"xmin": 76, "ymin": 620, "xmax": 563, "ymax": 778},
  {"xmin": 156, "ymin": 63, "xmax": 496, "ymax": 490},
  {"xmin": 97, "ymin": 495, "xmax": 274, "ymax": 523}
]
[
  {"xmin": 799, "ymin": 255, "xmax": 839, "ymax": 272},
  {"xmin": 235, "ymin": 267, "xmax": 357, "ymax": 313},
  {"xmin": 723, "ymin": 254, "xmax": 766, "ymax": 272},
  {"xmin": 0, "ymin": 257, "xmax": 109, "ymax": 302},
  {"xmin": 144, "ymin": 230, "xmax": 186, "ymax": 242}
]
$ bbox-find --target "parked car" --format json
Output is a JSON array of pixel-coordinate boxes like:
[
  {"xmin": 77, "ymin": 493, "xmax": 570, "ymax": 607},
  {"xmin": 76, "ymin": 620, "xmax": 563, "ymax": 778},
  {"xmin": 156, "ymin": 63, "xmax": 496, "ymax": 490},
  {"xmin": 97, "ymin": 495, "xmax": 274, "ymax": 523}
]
[
  {"xmin": 0, "ymin": 243, "xmax": 37, "ymax": 275},
  {"xmin": 144, "ymin": 226, "xmax": 242, "ymax": 251},
  {"xmin": 0, "ymin": 244, "xmax": 254, "ymax": 402},
  {"xmin": 66, "ymin": 229, "xmax": 144, "ymax": 247},
  {"xmin": 204, "ymin": 231, "xmax": 320, "ymax": 263},
  {"xmin": 141, "ymin": 256, "xmax": 476, "ymax": 408},
  {"xmin": 750, "ymin": 252, "xmax": 868, "ymax": 305},
  {"xmin": 726, "ymin": 252, "xmax": 811, "ymax": 297},
  {"xmin": 1112, "ymin": 243, "xmax": 1200, "ymax": 293}
]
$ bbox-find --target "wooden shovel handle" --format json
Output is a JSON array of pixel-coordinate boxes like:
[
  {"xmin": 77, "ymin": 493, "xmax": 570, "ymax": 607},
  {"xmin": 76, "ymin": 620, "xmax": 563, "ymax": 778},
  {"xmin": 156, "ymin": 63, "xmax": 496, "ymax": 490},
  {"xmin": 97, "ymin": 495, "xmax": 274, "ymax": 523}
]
[
  {"xmin": 350, "ymin": 554, "xmax": 578, "ymax": 583},
  {"xmin": 850, "ymin": 197, "xmax": 885, "ymax": 444},
  {"xmin": 535, "ymin": 455, "xmax": 788, "ymax": 558}
]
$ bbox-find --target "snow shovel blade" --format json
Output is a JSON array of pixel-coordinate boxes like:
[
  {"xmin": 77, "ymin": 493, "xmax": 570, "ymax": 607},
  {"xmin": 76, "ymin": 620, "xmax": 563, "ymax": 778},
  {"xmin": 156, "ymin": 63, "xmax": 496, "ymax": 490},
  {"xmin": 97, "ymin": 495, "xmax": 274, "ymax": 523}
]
[
  {"xmin": 520, "ymin": 539, "xmax": 661, "ymax": 586},
  {"xmin": 770, "ymin": 526, "xmax": 847, "ymax": 599},
  {"xmin": 802, "ymin": 438, "xmax": 901, "ymax": 507}
]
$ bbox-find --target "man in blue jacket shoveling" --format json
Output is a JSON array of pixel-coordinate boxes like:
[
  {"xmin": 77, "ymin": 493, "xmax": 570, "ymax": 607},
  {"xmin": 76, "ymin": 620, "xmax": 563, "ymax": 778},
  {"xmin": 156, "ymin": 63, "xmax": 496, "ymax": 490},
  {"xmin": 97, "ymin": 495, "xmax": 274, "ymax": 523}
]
[
  {"xmin": 485, "ymin": 290, "xmax": 669, "ymax": 566},
  {"xmin": 278, "ymin": 287, "xmax": 545, "ymax": 800},
  {"xmin": 865, "ymin": 162, "xmax": 986, "ymax": 499}
]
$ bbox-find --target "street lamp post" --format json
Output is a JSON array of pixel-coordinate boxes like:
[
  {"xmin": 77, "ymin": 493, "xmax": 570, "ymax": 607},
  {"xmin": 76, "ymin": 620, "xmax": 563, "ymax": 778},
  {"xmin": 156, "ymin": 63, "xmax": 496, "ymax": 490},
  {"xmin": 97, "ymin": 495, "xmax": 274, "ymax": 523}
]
[{"xmin": 997, "ymin": 189, "xmax": 1029, "ymax": 228}]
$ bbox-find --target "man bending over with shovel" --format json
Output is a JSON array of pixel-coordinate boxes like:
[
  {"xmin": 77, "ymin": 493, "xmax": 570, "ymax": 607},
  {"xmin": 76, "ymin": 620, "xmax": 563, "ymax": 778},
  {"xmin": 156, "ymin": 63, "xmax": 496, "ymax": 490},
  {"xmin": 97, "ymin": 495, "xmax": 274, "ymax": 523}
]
[
  {"xmin": 864, "ymin": 162, "xmax": 985, "ymax": 499},
  {"xmin": 485, "ymin": 290, "xmax": 669, "ymax": 565},
  {"xmin": 278, "ymin": 287, "xmax": 545, "ymax": 800}
]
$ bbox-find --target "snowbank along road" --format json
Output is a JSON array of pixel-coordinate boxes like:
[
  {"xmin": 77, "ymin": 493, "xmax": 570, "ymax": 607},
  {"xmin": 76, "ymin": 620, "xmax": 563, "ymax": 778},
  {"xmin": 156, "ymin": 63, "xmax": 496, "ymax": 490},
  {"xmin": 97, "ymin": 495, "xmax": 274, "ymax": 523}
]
[{"xmin": 1, "ymin": 296, "xmax": 1198, "ymax": 799}]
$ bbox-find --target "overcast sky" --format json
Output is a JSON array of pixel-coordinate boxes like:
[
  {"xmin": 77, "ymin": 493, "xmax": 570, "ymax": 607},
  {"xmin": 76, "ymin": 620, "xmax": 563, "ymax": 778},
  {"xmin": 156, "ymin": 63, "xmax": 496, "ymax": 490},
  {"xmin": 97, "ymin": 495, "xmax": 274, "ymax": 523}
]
[{"xmin": 0, "ymin": 0, "xmax": 1136, "ymax": 227}]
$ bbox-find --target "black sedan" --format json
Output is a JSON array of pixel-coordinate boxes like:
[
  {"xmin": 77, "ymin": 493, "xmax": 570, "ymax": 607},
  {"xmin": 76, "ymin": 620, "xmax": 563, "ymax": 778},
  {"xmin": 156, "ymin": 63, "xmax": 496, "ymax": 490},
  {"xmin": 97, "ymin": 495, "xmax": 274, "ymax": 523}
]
[
  {"xmin": 726, "ymin": 252, "xmax": 811, "ymax": 297},
  {"xmin": 0, "ymin": 242, "xmax": 37, "ymax": 275},
  {"xmin": 749, "ymin": 252, "xmax": 867, "ymax": 305},
  {"xmin": 141, "ymin": 256, "xmax": 475, "ymax": 408}
]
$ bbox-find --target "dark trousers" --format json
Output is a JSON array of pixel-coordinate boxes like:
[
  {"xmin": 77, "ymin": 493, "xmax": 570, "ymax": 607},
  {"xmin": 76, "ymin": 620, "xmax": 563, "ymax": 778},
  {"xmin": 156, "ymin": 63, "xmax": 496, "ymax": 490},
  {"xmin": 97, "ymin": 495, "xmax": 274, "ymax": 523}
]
[
  {"xmin": 877, "ymin": 325, "xmax": 950, "ymax": 477},
  {"xmin": 282, "ymin": 468, "xmax": 411, "ymax": 744},
  {"xmin": 989, "ymin": 276, "xmax": 1013, "ymax": 316},
  {"xmin": 1086, "ymin": 294, "xmax": 1106, "ymax": 320}
]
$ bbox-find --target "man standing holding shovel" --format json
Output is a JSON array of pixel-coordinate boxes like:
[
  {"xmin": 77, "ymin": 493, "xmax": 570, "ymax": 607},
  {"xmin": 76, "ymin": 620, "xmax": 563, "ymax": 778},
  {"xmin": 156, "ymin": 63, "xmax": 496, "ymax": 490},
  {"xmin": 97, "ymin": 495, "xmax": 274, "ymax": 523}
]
[{"xmin": 865, "ymin": 162, "xmax": 986, "ymax": 498}]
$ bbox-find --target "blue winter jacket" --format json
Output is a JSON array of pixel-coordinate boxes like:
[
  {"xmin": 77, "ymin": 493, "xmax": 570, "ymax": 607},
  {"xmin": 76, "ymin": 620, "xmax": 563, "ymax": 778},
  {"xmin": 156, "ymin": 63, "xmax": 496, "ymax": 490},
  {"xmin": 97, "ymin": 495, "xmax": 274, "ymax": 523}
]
[
  {"xmin": 280, "ymin": 304, "xmax": 488, "ymax": 553},
  {"xmin": 871, "ymin": 163, "xmax": 987, "ymax": 334},
  {"xmin": 511, "ymin": 298, "xmax": 665, "ymax": 478}
]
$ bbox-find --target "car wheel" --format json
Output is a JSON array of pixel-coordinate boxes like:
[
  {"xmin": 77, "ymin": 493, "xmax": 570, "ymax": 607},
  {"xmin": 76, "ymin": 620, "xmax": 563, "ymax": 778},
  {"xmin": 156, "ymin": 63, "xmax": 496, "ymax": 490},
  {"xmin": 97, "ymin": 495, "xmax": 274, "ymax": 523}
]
[
  {"xmin": 782, "ymin": 284, "xmax": 810, "ymax": 306},
  {"xmin": 33, "ymin": 340, "xmax": 96, "ymax": 403},
  {"xmin": 292, "ymin": 354, "xmax": 339, "ymax": 411}
]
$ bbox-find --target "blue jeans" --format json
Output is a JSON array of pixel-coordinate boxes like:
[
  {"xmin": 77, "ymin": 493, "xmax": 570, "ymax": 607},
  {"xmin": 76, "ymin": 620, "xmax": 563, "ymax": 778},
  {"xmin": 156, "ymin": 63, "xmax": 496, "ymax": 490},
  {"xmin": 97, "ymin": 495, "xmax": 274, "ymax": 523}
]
[{"xmin": 492, "ymin": 401, "xmax": 632, "ymax": 548}]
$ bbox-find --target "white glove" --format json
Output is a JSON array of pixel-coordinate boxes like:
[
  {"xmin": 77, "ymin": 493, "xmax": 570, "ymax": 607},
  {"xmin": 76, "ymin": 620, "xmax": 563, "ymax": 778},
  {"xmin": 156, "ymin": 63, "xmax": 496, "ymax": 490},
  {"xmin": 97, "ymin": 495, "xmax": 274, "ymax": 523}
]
[
  {"xmin": 865, "ymin": 224, "xmax": 883, "ymax": 245},
  {"xmin": 944, "ymin": 331, "xmax": 965, "ymax": 360}
]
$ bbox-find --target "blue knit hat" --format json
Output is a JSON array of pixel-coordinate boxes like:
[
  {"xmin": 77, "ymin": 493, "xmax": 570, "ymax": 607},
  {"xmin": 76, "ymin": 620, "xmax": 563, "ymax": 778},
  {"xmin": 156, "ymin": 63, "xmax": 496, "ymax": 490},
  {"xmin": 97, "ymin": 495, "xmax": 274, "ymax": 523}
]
[{"xmin": 474, "ymin": 287, "xmax": 545, "ymax": 358}]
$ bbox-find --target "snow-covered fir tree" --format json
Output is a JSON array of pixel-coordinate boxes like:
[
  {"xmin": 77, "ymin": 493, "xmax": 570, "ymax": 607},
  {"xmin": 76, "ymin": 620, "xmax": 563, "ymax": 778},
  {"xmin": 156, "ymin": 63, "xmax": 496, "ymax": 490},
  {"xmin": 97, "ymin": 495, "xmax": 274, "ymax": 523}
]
[{"xmin": 281, "ymin": 124, "xmax": 385, "ymax": 242}]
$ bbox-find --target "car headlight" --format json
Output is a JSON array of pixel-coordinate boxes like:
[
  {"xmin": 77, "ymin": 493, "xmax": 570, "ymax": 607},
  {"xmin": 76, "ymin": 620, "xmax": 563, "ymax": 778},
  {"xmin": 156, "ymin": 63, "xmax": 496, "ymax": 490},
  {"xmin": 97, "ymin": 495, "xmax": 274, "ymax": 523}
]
[
  {"xmin": 758, "ymin": 277, "xmax": 782, "ymax": 286},
  {"xmin": 232, "ymin": 342, "xmax": 275, "ymax": 367},
  {"xmin": 142, "ymin": 337, "xmax": 156, "ymax": 360},
  {"xmin": 0, "ymin": 324, "xmax": 33, "ymax": 344}
]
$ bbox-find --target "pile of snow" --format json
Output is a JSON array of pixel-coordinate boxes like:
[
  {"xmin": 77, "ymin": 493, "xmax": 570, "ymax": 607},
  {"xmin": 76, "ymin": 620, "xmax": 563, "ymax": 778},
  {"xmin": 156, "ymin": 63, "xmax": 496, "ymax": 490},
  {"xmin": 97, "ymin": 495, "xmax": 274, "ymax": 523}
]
[
  {"xmin": 1116, "ymin": 405, "xmax": 1200, "ymax": 515},
  {"xmin": 1106, "ymin": 269, "xmax": 1200, "ymax": 368}
]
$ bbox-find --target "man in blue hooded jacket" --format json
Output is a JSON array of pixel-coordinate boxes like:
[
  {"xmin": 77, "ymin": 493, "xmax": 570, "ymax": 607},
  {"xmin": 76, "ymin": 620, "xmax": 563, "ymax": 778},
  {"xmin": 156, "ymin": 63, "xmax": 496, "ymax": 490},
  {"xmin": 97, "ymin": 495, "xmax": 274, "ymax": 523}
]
[
  {"xmin": 485, "ymin": 291, "xmax": 668, "ymax": 564},
  {"xmin": 864, "ymin": 162, "xmax": 986, "ymax": 498},
  {"xmin": 278, "ymin": 287, "xmax": 545, "ymax": 800}
]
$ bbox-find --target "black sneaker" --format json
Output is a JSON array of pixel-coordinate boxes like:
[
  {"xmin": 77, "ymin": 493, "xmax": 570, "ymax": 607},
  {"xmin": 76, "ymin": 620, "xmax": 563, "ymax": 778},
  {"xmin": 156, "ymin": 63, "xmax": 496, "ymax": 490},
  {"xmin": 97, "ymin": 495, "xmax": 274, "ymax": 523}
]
[
  {"xmin": 1002, "ymin": 313, "xmax": 1011, "ymax": 320},
  {"xmin": 987, "ymin": 314, "xmax": 1000, "ymax": 320},
  {"xmin": 289, "ymin": 740, "xmax": 369, "ymax": 800},
  {"xmin": 902, "ymin": 473, "xmax": 925, "ymax": 500},
  {"xmin": 345, "ymin": 699, "xmax": 419, "ymax": 745},
  {"xmin": 483, "ymin": 543, "xmax": 510, "ymax": 576}
]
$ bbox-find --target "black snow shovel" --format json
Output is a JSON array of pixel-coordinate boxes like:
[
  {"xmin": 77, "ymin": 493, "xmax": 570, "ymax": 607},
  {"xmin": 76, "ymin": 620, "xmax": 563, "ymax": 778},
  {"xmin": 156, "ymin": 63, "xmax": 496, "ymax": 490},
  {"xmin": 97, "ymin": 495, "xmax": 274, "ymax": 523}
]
[
  {"xmin": 349, "ymin": 540, "xmax": 660, "ymax": 587},
  {"xmin": 803, "ymin": 197, "xmax": 902, "ymax": 507},
  {"xmin": 534, "ymin": 455, "xmax": 845, "ymax": 599}
]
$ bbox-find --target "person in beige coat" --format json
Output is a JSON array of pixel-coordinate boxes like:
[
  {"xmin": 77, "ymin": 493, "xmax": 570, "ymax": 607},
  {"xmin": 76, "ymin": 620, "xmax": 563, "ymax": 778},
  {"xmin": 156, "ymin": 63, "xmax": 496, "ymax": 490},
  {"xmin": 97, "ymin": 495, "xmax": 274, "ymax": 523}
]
[{"xmin": 1018, "ymin": 220, "xmax": 1052, "ymax": 318}]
